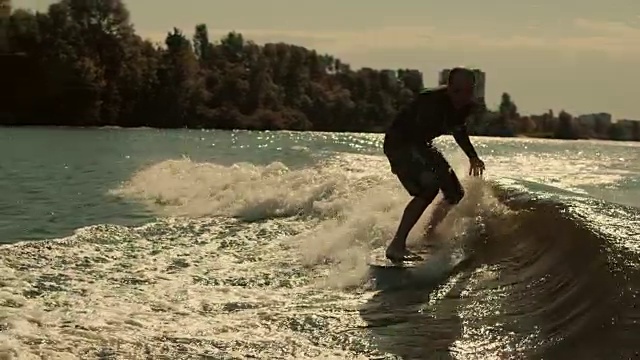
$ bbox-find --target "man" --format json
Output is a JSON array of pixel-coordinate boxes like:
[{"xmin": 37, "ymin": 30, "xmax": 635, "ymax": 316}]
[{"xmin": 383, "ymin": 67, "xmax": 485, "ymax": 262}]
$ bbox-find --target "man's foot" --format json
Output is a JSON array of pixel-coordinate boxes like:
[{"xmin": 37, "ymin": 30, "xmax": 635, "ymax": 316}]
[{"xmin": 384, "ymin": 247, "xmax": 424, "ymax": 263}]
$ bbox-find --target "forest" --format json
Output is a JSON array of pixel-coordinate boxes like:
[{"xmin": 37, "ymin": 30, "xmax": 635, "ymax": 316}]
[{"xmin": 1, "ymin": 0, "xmax": 638, "ymax": 141}]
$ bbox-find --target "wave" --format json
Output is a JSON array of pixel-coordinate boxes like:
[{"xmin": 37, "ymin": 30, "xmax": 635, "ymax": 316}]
[
  {"xmin": 358, "ymin": 186, "xmax": 640, "ymax": 359},
  {"xmin": 2, "ymin": 154, "xmax": 639, "ymax": 358},
  {"xmin": 110, "ymin": 155, "xmax": 395, "ymax": 221},
  {"xmin": 111, "ymin": 155, "xmax": 640, "ymax": 359}
]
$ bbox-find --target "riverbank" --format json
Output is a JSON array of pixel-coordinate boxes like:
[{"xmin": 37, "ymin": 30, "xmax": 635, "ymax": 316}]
[{"xmin": 3, "ymin": 1, "xmax": 638, "ymax": 141}]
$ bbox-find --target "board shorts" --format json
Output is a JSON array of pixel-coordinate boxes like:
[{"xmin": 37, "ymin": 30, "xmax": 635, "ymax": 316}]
[{"xmin": 384, "ymin": 144, "xmax": 465, "ymax": 204}]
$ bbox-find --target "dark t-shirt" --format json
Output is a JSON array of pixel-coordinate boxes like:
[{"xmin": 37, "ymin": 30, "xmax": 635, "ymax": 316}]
[{"xmin": 383, "ymin": 86, "xmax": 478, "ymax": 159}]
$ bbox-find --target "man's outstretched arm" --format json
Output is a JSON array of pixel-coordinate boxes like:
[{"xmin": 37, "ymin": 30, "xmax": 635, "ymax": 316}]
[
  {"xmin": 452, "ymin": 125, "xmax": 479, "ymax": 159},
  {"xmin": 453, "ymin": 125, "xmax": 485, "ymax": 177}
]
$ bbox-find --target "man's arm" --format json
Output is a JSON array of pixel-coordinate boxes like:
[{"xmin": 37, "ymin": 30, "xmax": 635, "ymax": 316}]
[{"xmin": 452, "ymin": 124, "xmax": 479, "ymax": 159}]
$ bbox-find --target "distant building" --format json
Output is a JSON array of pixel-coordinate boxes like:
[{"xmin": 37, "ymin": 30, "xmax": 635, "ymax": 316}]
[
  {"xmin": 529, "ymin": 112, "xmax": 557, "ymax": 134},
  {"xmin": 439, "ymin": 68, "xmax": 486, "ymax": 108},
  {"xmin": 577, "ymin": 113, "xmax": 612, "ymax": 127},
  {"xmin": 0, "ymin": 0, "xmax": 10, "ymax": 53},
  {"xmin": 576, "ymin": 112, "xmax": 612, "ymax": 137}
]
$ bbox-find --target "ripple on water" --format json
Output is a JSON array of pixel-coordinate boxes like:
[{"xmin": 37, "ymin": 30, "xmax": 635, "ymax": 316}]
[{"xmin": 0, "ymin": 218, "xmax": 387, "ymax": 359}]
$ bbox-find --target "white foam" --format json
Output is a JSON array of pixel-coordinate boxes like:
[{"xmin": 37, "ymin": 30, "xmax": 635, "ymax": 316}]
[
  {"xmin": 111, "ymin": 155, "xmax": 392, "ymax": 222},
  {"xmin": 1, "ymin": 151, "xmax": 505, "ymax": 358}
]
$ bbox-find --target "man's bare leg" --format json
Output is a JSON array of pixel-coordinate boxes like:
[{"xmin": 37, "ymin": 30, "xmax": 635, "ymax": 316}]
[{"xmin": 385, "ymin": 197, "xmax": 430, "ymax": 260}]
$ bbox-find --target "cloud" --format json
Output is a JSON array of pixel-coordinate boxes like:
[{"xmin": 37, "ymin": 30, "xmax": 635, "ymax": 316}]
[
  {"xmin": 573, "ymin": 18, "xmax": 639, "ymax": 35},
  {"xmin": 139, "ymin": 18, "xmax": 640, "ymax": 58}
]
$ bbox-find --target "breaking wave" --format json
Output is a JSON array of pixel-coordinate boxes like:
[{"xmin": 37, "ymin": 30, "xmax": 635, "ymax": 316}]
[{"xmin": 1, "ymin": 152, "xmax": 639, "ymax": 359}]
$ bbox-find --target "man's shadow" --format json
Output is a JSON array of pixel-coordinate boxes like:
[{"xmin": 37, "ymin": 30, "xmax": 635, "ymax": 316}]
[{"xmin": 358, "ymin": 248, "xmax": 480, "ymax": 359}]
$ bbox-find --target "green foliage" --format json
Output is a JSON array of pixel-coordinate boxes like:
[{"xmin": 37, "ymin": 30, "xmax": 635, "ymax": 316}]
[
  {"xmin": 554, "ymin": 110, "xmax": 579, "ymax": 140},
  {"xmin": 1, "ymin": 0, "xmax": 637, "ymax": 142},
  {"xmin": 1, "ymin": 0, "xmax": 422, "ymax": 131}
]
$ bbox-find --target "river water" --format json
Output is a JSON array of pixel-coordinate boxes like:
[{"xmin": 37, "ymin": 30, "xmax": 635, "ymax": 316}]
[{"xmin": 1, "ymin": 127, "xmax": 639, "ymax": 359}]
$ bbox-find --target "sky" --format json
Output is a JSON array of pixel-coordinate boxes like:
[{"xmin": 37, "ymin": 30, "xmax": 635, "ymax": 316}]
[{"xmin": 13, "ymin": 0, "xmax": 640, "ymax": 120}]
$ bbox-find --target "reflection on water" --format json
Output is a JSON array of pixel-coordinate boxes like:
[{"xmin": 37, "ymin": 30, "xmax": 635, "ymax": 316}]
[
  {"xmin": 1, "ymin": 128, "xmax": 639, "ymax": 358},
  {"xmin": 360, "ymin": 190, "xmax": 640, "ymax": 359}
]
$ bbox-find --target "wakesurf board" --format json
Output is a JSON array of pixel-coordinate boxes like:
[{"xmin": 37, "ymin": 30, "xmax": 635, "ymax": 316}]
[{"xmin": 367, "ymin": 246, "xmax": 472, "ymax": 278}]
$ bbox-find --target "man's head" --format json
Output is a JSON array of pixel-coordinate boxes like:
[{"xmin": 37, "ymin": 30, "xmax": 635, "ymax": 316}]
[{"xmin": 446, "ymin": 67, "xmax": 476, "ymax": 109}]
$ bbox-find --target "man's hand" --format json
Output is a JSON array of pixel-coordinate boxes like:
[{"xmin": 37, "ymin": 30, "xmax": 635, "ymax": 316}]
[{"xmin": 469, "ymin": 157, "xmax": 485, "ymax": 177}]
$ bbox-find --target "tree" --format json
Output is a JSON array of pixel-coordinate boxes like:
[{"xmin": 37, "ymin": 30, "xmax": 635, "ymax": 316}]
[
  {"xmin": 498, "ymin": 92, "xmax": 518, "ymax": 119},
  {"xmin": 489, "ymin": 92, "xmax": 518, "ymax": 136},
  {"xmin": 3, "ymin": 0, "xmax": 635, "ymax": 143},
  {"xmin": 632, "ymin": 121, "xmax": 640, "ymax": 141},
  {"xmin": 193, "ymin": 23, "xmax": 213, "ymax": 65},
  {"xmin": 554, "ymin": 110, "xmax": 578, "ymax": 139}
]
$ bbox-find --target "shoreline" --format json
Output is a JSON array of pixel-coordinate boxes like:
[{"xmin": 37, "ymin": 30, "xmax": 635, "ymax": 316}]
[{"xmin": 1, "ymin": 124, "xmax": 636, "ymax": 143}]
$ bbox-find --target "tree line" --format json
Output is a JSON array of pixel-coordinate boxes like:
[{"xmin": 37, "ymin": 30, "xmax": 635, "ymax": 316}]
[
  {"xmin": 486, "ymin": 94, "xmax": 640, "ymax": 141},
  {"xmin": 1, "ymin": 0, "xmax": 638, "ymax": 141}
]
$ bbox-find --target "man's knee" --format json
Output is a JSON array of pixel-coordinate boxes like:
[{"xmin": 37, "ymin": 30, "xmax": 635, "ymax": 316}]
[
  {"xmin": 407, "ymin": 195, "xmax": 431, "ymax": 213},
  {"xmin": 416, "ymin": 187, "xmax": 439, "ymax": 203},
  {"xmin": 405, "ymin": 184, "xmax": 438, "ymax": 204}
]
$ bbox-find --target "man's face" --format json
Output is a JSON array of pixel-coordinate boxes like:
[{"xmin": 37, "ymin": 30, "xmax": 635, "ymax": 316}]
[{"xmin": 447, "ymin": 72, "xmax": 475, "ymax": 109}]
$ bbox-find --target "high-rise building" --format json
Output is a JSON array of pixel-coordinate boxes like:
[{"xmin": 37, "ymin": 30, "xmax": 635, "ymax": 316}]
[
  {"xmin": 438, "ymin": 68, "xmax": 486, "ymax": 108},
  {"xmin": 0, "ymin": 0, "xmax": 11, "ymax": 53}
]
